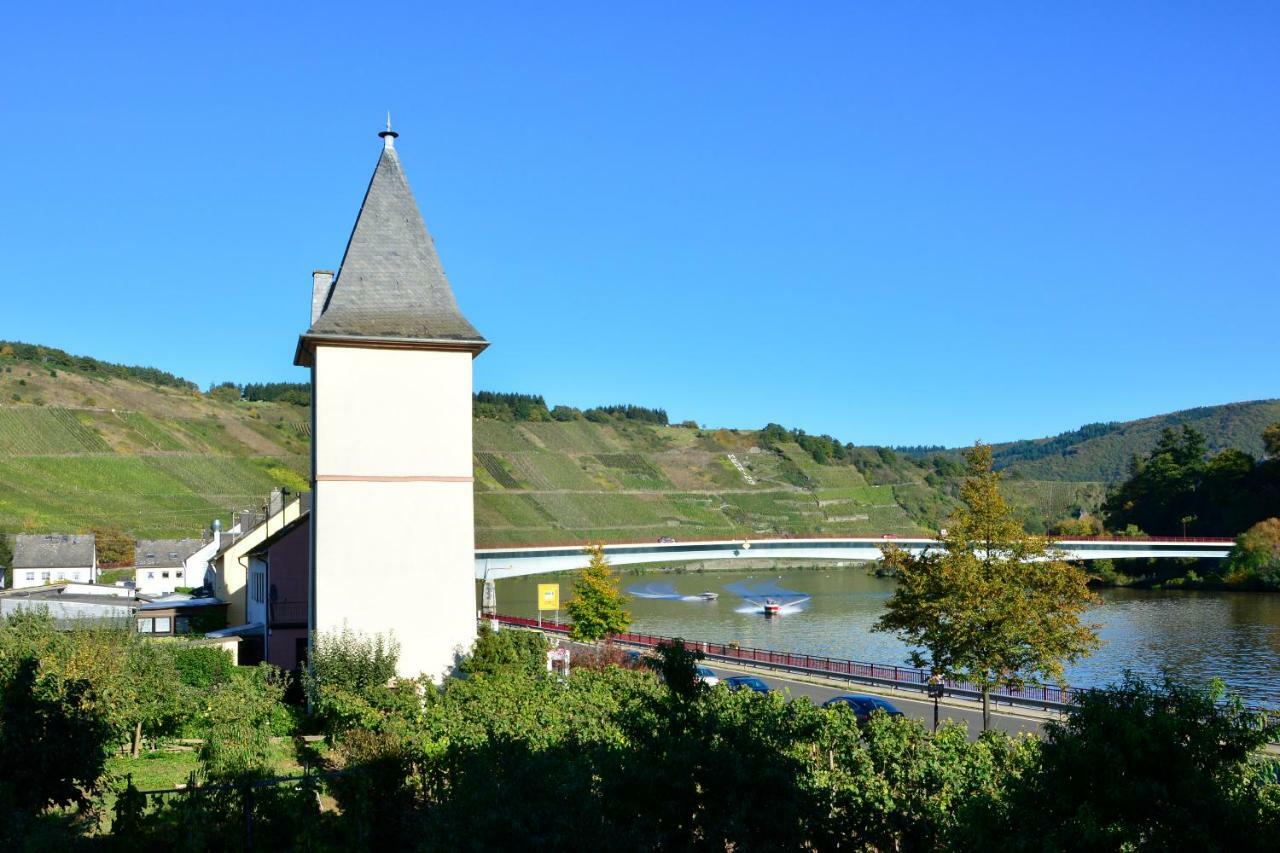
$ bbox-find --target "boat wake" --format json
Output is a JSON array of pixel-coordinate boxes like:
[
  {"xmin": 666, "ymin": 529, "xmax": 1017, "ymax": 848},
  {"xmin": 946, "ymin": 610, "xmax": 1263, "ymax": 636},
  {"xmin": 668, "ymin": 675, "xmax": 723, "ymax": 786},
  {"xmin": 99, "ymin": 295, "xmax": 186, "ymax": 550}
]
[
  {"xmin": 726, "ymin": 580, "xmax": 810, "ymax": 615},
  {"xmin": 626, "ymin": 582, "xmax": 718, "ymax": 602}
]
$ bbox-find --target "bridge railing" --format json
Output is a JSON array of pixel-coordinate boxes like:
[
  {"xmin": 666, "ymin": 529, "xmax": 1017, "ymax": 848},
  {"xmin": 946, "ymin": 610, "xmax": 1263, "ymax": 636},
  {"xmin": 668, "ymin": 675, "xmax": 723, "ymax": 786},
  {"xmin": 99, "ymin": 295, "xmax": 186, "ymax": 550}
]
[{"xmin": 491, "ymin": 613, "xmax": 1078, "ymax": 710}]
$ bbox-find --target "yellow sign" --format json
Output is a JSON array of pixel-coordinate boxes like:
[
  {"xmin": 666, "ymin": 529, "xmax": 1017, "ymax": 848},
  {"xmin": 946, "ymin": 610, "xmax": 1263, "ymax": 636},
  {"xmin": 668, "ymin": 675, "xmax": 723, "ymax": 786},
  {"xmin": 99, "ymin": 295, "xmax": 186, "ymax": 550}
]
[{"xmin": 537, "ymin": 583, "xmax": 560, "ymax": 611}]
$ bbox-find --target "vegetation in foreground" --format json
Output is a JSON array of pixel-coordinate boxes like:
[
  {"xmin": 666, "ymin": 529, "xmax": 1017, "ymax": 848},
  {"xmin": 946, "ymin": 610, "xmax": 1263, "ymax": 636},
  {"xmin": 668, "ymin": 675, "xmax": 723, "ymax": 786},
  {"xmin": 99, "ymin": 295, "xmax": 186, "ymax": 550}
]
[{"xmin": 2, "ymin": 612, "xmax": 1279, "ymax": 851}]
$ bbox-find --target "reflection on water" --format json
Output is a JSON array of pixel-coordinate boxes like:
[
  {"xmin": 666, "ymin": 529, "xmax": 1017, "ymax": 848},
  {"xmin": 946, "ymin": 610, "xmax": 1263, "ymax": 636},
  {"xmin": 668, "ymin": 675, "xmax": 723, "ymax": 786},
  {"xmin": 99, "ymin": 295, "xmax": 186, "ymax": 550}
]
[{"xmin": 494, "ymin": 567, "xmax": 1280, "ymax": 707}]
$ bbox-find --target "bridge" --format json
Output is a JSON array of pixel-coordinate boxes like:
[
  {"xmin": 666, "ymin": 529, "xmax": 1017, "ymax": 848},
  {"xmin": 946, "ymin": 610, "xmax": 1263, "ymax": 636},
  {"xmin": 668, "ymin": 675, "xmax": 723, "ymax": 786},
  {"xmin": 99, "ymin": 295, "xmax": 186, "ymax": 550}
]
[{"xmin": 475, "ymin": 536, "xmax": 1234, "ymax": 580}]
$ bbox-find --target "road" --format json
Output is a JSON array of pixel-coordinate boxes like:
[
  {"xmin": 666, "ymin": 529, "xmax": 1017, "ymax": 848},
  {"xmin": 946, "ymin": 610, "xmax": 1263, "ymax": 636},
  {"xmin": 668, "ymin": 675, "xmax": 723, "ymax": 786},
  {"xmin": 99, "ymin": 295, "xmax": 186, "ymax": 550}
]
[{"xmin": 699, "ymin": 659, "xmax": 1048, "ymax": 738}]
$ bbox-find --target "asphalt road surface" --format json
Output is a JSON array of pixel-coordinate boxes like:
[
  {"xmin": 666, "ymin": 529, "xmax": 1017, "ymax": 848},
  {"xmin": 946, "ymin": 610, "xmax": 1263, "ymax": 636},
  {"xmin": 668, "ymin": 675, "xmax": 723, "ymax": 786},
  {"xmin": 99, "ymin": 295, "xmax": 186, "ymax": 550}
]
[{"xmin": 701, "ymin": 660, "xmax": 1048, "ymax": 738}]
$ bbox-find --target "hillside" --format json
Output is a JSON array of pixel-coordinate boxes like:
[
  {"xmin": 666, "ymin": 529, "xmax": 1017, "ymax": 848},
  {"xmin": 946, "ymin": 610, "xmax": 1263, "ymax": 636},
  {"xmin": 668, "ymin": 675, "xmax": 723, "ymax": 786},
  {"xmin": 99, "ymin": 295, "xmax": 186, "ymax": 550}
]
[
  {"xmin": 989, "ymin": 400, "xmax": 1280, "ymax": 481},
  {"xmin": 0, "ymin": 346, "xmax": 310, "ymax": 538},
  {"xmin": 0, "ymin": 343, "xmax": 1273, "ymax": 545}
]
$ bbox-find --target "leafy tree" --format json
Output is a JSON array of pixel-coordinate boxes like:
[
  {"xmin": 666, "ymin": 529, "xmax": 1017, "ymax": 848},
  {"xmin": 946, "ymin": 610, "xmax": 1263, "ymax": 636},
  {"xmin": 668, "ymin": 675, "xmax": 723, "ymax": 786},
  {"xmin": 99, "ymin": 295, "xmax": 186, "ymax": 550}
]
[
  {"xmin": 1223, "ymin": 517, "xmax": 1280, "ymax": 589},
  {"xmin": 206, "ymin": 381, "xmax": 242, "ymax": 403},
  {"xmin": 0, "ymin": 657, "xmax": 114, "ymax": 825},
  {"xmin": 566, "ymin": 544, "xmax": 630, "ymax": 642},
  {"xmin": 1102, "ymin": 423, "xmax": 1280, "ymax": 538},
  {"xmin": 997, "ymin": 674, "xmax": 1280, "ymax": 851},
  {"xmin": 121, "ymin": 639, "xmax": 186, "ymax": 757},
  {"xmin": 198, "ymin": 665, "xmax": 288, "ymax": 781},
  {"xmin": 875, "ymin": 444, "xmax": 1100, "ymax": 730},
  {"xmin": 645, "ymin": 638, "xmax": 705, "ymax": 702},
  {"xmin": 0, "ymin": 533, "xmax": 11, "ymax": 587},
  {"xmin": 1264, "ymin": 421, "xmax": 1280, "ymax": 459},
  {"xmin": 91, "ymin": 525, "xmax": 133, "ymax": 566}
]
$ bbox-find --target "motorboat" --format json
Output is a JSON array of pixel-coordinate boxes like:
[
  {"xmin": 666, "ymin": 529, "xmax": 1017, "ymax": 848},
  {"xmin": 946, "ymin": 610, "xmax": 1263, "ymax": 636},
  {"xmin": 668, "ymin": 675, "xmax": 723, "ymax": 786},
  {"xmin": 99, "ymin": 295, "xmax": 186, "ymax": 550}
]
[
  {"xmin": 763, "ymin": 598, "xmax": 781, "ymax": 617},
  {"xmin": 698, "ymin": 591, "xmax": 719, "ymax": 601}
]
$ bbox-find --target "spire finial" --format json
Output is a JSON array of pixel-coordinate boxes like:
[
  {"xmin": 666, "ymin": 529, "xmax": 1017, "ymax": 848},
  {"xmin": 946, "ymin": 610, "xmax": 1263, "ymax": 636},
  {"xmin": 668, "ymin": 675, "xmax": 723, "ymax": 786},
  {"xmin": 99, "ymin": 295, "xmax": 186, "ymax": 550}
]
[{"xmin": 378, "ymin": 111, "xmax": 399, "ymax": 148}]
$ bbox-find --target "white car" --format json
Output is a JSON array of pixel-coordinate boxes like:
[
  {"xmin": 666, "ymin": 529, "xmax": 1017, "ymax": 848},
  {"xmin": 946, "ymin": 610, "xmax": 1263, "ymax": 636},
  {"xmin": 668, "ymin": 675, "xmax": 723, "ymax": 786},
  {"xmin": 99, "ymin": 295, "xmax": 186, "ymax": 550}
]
[{"xmin": 696, "ymin": 665, "xmax": 719, "ymax": 687}]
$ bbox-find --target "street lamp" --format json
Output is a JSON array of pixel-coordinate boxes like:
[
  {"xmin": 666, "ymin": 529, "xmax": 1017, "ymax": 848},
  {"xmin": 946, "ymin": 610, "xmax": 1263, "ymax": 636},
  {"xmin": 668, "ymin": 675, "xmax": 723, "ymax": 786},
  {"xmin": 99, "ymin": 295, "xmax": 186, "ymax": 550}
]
[{"xmin": 927, "ymin": 674, "xmax": 945, "ymax": 732}]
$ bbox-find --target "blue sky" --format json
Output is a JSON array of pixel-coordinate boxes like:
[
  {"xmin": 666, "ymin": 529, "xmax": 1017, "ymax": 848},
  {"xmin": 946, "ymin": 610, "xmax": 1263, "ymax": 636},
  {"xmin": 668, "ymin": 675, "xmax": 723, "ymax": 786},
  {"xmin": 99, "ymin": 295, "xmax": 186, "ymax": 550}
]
[{"xmin": 2, "ymin": 2, "xmax": 1277, "ymax": 446}]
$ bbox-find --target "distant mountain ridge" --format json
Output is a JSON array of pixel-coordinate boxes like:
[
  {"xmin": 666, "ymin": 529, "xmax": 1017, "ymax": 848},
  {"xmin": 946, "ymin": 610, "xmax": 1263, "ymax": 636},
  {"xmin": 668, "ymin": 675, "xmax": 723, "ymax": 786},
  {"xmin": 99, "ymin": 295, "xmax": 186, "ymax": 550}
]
[{"xmin": 990, "ymin": 400, "xmax": 1280, "ymax": 481}]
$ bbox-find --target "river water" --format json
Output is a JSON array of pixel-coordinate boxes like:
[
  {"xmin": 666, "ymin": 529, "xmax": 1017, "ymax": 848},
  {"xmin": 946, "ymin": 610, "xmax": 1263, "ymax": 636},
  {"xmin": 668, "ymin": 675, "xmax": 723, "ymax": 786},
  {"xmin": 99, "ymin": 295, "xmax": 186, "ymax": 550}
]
[{"xmin": 493, "ymin": 566, "xmax": 1280, "ymax": 708}]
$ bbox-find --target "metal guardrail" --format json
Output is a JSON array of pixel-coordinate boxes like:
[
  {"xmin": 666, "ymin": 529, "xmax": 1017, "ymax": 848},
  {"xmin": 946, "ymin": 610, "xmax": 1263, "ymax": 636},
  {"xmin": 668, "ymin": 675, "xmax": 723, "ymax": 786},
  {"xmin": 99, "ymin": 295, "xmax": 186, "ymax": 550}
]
[{"xmin": 491, "ymin": 614, "xmax": 1077, "ymax": 711}]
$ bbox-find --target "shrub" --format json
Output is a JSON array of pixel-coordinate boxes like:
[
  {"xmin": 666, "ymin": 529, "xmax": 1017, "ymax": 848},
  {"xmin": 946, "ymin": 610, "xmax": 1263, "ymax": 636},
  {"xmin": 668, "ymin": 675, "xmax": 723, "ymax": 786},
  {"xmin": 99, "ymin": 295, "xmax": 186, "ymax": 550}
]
[
  {"xmin": 309, "ymin": 627, "xmax": 399, "ymax": 694},
  {"xmin": 168, "ymin": 643, "xmax": 234, "ymax": 689},
  {"xmin": 458, "ymin": 625, "xmax": 548, "ymax": 677}
]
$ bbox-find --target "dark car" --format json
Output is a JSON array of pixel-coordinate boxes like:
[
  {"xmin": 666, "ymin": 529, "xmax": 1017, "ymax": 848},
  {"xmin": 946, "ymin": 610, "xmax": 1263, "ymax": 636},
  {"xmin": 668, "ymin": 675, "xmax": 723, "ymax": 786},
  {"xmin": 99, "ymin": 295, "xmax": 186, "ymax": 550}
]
[
  {"xmin": 822, "ymin": 695, "xmax": 905, "ymax": 724},
  {"xmin": 723, "ymin": 676, "xmax": 771, "ymax": 694}
]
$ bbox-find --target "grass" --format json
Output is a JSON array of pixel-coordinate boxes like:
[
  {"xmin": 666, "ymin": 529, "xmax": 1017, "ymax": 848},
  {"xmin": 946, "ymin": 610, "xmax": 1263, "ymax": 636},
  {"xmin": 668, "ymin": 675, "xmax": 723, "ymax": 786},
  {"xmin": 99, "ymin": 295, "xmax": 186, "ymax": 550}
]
[{"xmin": 0, "ymin": 407, "xmax": 111, "ymax": 454}]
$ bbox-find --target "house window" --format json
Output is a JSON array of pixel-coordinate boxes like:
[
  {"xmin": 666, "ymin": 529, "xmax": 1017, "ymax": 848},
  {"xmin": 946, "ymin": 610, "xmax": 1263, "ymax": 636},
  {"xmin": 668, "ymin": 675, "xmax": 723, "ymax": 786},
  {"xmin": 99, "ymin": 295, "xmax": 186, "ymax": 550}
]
[
  {"xmin": 41, "ymin": 571, "xmax": 50, "ymax": 583},
  {"xmin": 56, "ymin": 572, "xmax": 65, "ymax": 581},
  {"xmin": 175, "ymin": 616, "xmax": 191, "ymax": 634},
  {"xmin": 162, "ymin": 571, "xmax": 170, "ymax": 579},
  {"xmin": 147, "ymin": 571, "xmax": 155, "ymax": 580},
  {"xmin": 251, "ymin": 572, "xmax": 266, "ymax": 604},
  {"xmin": 24, "ymin": 572, "xmax": 34, "ymax": 582},
  {"xmin": 153, "ymin": 617, "xmax": 172, "ymax": 633},
  {"xmin": 137, "ymin": 618, "xmax": 154, "ymax": 633}
]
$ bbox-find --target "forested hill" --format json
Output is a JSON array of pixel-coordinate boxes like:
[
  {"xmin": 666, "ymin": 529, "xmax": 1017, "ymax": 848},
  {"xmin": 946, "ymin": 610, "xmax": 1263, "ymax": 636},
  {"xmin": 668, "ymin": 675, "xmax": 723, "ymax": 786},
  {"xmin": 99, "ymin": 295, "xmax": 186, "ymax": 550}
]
[
  {"xmin": 987, "ymin": 400, "xmax": 1280, "ymax": 481},
  {"xmin": 0, "ymin": 341, "xmax": 1274, "ymax": 542}
]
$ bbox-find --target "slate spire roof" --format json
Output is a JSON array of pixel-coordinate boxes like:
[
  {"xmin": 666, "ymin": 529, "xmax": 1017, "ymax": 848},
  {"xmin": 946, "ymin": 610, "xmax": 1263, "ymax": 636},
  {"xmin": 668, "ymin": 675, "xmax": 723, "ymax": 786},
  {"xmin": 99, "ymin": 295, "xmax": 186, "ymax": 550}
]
[{"xmin": 296, "ymin": 127, "xmax": 486, "ymax": 364}]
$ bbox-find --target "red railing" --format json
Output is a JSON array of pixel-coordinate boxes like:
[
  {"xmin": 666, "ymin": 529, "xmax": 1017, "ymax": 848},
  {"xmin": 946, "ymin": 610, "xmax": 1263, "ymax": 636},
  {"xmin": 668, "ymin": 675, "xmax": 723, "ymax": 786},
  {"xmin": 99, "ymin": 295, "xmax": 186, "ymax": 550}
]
[{"xmin": 491, "ymin": 613, "xmax": 1078, "ymax": 709}]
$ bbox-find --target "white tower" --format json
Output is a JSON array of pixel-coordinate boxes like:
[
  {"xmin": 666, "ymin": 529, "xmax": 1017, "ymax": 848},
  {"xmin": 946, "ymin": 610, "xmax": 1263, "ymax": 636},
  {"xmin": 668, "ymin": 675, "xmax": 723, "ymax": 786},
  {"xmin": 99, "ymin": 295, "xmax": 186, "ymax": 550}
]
[{"xmin": 295, "ymin": 125, "xmax": 487, "ymax": 679}]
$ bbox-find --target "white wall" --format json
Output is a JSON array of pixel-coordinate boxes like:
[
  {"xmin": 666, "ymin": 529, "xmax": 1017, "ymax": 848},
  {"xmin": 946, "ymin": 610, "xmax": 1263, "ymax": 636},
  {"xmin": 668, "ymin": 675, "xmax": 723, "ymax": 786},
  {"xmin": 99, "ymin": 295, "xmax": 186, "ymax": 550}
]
[
  {"xmin": 13, "ymin": 567, "xmax": 95, "ymax": 589},
  {"xmin": 313, "ymin": 345, "xmax": 477, "ymax": 680}
]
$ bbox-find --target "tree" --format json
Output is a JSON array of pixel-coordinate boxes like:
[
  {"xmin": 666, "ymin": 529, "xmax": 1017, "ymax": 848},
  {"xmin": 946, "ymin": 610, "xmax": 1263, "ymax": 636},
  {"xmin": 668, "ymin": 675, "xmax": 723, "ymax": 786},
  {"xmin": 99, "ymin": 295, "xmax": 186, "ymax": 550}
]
[
  {"xmin": 121, "ymin": 639, "xmax": 186, "ymax": 757},
  {"xmin": 1223, "ymin": 518, "xmax": 1280, "ymax": 589},
  {"xmin": 199, "ymin": 665, "xmax": 288, "ymax": 781},
  {"xmin": 566, "ymin": 544, "xmax": 630, "ymax": 642},
  {"xmin": 1264, "ymin": 421, "xmax": 1280, "ymax": 459},
  {"xmin": 998, "ymin": 674, "xmax": 1280, "ymax": 851},
  {"xmin": 91, "ymin": 525, "xmax": 133, "ymax": 566},
  {"xmin": 0, "ymin": 533, "xmax": 11, "ymax": 588},
  {"xmin": 874, "ymin": 444, "xmax": 1100, "ymax": 730}
]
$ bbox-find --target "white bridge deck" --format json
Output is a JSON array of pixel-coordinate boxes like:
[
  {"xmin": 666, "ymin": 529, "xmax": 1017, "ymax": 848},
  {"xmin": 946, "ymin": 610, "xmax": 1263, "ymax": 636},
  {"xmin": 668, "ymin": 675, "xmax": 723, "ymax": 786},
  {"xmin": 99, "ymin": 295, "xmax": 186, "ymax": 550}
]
[{"xmin": 475, "ymin": 536, "xmax": 1234, "ymax": 580}]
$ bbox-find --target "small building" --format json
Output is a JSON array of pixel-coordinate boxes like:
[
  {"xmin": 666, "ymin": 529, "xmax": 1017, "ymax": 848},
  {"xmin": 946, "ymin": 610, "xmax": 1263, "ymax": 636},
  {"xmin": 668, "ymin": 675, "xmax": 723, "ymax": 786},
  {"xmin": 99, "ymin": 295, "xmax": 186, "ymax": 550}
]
[
  {"xmin": 135, "ymin": 595, "xmax": 229, "ymax": 637},
  {"xmin": 11, "ymin": 534, "xmax": 98, "ymax": 588},
  {"xmin": 134, "ymin": 538, "xmax": 211, "ymax": 595},
  {"xmin": 0, "ymin": 582, "xmax": 137, "ymax": 624}
]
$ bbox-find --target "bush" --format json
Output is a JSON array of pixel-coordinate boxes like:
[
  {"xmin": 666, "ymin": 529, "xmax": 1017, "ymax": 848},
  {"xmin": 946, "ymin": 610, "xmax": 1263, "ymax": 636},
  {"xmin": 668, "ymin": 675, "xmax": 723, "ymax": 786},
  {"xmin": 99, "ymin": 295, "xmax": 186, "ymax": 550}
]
[
  {"xmin": 168, "ymin": 643, "xmax": 234, "ymax": 689},
  {"xmin": 457, "ymin": 625, "xmax": 549, "ymax": 677},
  {"xmin": 309, "ymin": 627, "xmax": 399, "ymax": 695},
  {"xmin": 994, "ymin": 674, "xmax": 1280, "ymax": 851}
]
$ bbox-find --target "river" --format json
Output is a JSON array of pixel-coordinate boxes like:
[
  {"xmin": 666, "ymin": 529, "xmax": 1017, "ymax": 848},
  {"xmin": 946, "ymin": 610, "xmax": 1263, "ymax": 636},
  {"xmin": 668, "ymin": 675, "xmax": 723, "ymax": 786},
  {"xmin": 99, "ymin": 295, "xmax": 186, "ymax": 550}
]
[{"xmin": 492, "ymin": 566, "xmax": 1280, "ymax": 708}]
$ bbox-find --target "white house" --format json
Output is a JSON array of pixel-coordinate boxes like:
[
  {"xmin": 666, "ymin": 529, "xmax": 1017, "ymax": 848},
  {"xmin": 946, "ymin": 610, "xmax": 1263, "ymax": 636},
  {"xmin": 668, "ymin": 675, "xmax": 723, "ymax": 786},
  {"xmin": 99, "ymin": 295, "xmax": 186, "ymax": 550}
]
[
  {"xmin": 134, "ymin": 538, "xmax": 212, "ymax": 595},
  {"xmin": 294, "ymin": 124, "xmax": 487, "ymax": 680},
  {"xmin": 11, "ymin": 534, "xmax": 98, "ymax": 588}
]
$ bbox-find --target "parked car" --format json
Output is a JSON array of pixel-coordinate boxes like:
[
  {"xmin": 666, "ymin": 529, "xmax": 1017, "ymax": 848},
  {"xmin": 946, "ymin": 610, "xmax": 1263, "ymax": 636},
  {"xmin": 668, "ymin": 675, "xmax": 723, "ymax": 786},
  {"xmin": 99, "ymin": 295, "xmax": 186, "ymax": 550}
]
[
  {"xmin": 658, "ymin": 536, "xmax": 677, "ymax": 543},
  {"xmin": 695, "ymin": 665, "xmax": 719, "ymax": 687},
  {"xmin": 723, "ymin": 676, "xmax": 771, "ymax": 694},
  {"xmin": 822, "ymin": 695, "xmax": 905, "ymax": 724}
]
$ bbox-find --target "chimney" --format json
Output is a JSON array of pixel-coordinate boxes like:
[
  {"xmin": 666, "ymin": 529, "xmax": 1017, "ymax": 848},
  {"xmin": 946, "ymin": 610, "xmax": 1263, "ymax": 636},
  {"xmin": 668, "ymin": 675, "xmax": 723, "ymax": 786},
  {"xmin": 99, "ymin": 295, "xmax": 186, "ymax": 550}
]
[{"xmin": 311, "ymin": 270, "xmax": 335, "ymax": 326}]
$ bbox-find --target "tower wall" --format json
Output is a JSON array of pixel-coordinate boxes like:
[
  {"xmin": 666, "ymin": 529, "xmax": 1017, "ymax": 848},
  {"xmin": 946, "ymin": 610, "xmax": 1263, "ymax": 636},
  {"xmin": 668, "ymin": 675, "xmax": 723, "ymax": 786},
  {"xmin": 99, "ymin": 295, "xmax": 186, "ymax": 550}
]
[{"xmin": 311, "ymin": 344, "xmax": 477, "ymax": 679}]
